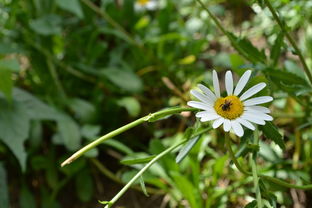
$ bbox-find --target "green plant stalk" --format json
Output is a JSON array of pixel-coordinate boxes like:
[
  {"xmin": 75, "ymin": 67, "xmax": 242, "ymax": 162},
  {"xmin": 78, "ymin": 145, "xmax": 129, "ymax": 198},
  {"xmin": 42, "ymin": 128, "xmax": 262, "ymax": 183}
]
[
  {"xmin": 46, "ymin": 56, "xmax": 66, "ymax": 98},
  {"xmin": 81, "ymin": 0, "xmax": 141, "ymax": 48},
  {"xmin": 195, "ymin": 0, "xmax": 252, "ymax": 63},
  {"xmin": 103, "ymin": 139, "xmax": 187, "ymax": 208},
  {"xmin": 263, "ymin": 0, "xmax": 312, "ymax": 85},
  {"xmin": 61, "ymin": 107, "xmax": 197, "ymax": 167},
  {"xmin": 90, "ymin": 158, "xmax": 162, "ymax": 194},
  {"xmin": 250, "ymin": 128, "xmax": 263, "ymax": 208},
  {"xmin": 103, "ymin": 127, "xmax": 212, "ymax": 208},
  {"xmin": 225, "ymin": 133, "xmax": 312, "ymax": 190}
]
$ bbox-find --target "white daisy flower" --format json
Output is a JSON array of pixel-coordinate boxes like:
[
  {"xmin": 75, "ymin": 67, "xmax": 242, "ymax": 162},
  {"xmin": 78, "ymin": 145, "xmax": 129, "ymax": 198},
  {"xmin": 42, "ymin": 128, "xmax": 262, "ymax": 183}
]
[
  {"xmin": 187, "ymin": 70, "xmax": 273, "ymax": 137},
  {"xmin": 135, "ymin": 0, "xmax": 157, "ymax": 11}
]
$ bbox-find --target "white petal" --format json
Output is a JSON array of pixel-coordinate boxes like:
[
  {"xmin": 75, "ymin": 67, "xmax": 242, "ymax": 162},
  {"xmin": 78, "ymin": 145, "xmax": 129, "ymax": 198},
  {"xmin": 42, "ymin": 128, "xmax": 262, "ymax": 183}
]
[
  {"xmin": 223, "ymin": 119, "xmax": 231, "ymax": 132},
  {"xmin": 191, "ymin": 90, "xmax": 214, "ymax": 105},
  {"xmin": 225, "ymin": 71, "xmax": 234, "ymax": 95},
  {"xmin": 198, "ymin": 84, "xmax": 217, "ymax": 101},
  {"xmin": 241, "ymin": 113, "xmax": 265, "ymax": 125},
  {"xmin": 231, "ymin": 120, "xmax": 244, "ymax": 137},
  {"xmin": 196, "ymin": 110, "xmax": 217, "ymax": 118},
  {"xmin": 244, "ymin": 96, "xmax": 273, "ymax": 106},
  {"xmin": 234, "ymin": 70, "xmax": 252, "ymax": 95},
  {"xmin": 187, "ymin": 101, "xmax": 212, "ymax": 110},
  {"xmin": 212, "ymin": 70, "xmax": 220, "ymax": 97},
  {"xmin": 240, "ymin": 83, "xmax": 266, "ymax": 101},
  {"xmin": 212, "ymin": 117, "xmax": 224, "ymax": 128},
  {"xmin": 245, "ymin": 106, "xmax": 270, "ymax": 114},
  {"xmin": 236, "ymin": 118, "xmax": 255, "ymax": 130},
  {"xmin": 200, "ymin": 114, "xmax": 220, "ymax": 122},
  {"xmin": 244, "ymin": 111, "xmax": 273, "ymax": 121}
]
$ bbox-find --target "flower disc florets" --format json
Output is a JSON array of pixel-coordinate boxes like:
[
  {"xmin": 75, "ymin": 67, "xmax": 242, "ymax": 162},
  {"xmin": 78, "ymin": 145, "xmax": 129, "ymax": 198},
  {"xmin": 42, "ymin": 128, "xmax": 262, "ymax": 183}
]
[{"xmin": 214, "ymin": 96, "xmax": 244, "ymax": 120}]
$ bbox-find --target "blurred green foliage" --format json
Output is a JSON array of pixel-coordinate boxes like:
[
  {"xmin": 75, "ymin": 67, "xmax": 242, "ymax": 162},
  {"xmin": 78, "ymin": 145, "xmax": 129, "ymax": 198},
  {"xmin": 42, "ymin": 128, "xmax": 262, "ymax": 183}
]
[{"xmin": 1, "ymin": 0, "xmax": 312, "ymax": 207}]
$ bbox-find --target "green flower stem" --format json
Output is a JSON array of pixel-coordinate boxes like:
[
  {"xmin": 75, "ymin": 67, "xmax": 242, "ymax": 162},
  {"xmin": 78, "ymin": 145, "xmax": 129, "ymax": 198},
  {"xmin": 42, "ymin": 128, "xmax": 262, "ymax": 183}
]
[
  {"xmin": 250, "ymin": 128, "xmax": 263, "ymax": 208},
  {"xmin": 61, "ymin": 107, "xmax": 197, "ymax": 167},
  {"xmin": 225, "ymin": 132, "xmax": 312, "ymax": 190},
  {"xmin": 225, "ymin": 134, "xmax": 250, "ymax": 175},
  {"xmin": 195, "ymin": 0, "xmax": 252, "ymax": 62},
  {"xmin": 103, "ymin": 127, "xmax": 212, "ymax": 208},
  {"xmin": 263, "ymin": 0, "xmax": 312, "ymax": 85}
]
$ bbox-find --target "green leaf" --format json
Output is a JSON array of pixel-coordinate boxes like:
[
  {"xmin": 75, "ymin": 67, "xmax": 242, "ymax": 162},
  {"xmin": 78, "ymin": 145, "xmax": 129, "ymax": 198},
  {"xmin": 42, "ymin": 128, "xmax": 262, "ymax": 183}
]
[
  {"xmin": 121, "ymin": 153, "xmax": 155, "ymax": 165},
  {"xmin": 20, "ymin": 186, "xmax": 36, "ymax": 208},
  {"xmin": 259, "ymin": 122, "xmax": 285, "ymax": 150},
  {"xmin": 75, "ymin": 170, "xmax": 94, "ymax": 202},
  {"xmin": 101, "ymin": 68, "xmax": 143, "ymax": 93},
  {"xmin": 29, "ymin": 15, "xmax": 62, "ymax": 35},
  {"xmin": 270, "ymin": 32, "xmax": 284, "ymax": 66},
  {"xmin": 117, "ymin": 97, "xmax": 141, "ymax": 117},
  {"xmin": 176, "ymin": 136, "xmax": 200, "ymax": 163},
  {"xmin": 13, "ymin": 88, "xmax": 62, "ymax": 120},
  {"xmin": 171, "ymin": 172, "xmax": 201, "ymax": 208},
  {"xmin": 56, "ymin": 0, "xmax": 84, "ymax": 18},
  {"xmin": 68, "ymin": 98, "xmax": 96, "ymax": 122},
  {"xmin": 264, "ymin": 68, "xmax": 309, "ymax": 95},
  {"xmin": 0, "ymin": 69, "xmax": 12, "ymax": 101},
  {"xmin": 0, "ymin": 58, "xmax": 20, "ymax": 72},
  {"xmin": 81, "ymin": 125, "xmax": 101, "ymax": 140},
  {"xmin": 264, "ymin": 68, "xmax": 308, "ymax": 86},
  {"xmin": 244, "ymin": 200, "xmax": 257, "ymax": 208},
  {"xmin": 229, "ymin": 53, "xmax": 245, "ymax": 75},
  {"xmin": 139, "ymin": 176, "xmax": 149, "ymax": 197},
  {"xmin": 103, "ymin": 139, "xmax": 133, "ymax": 155},
  {"xmin": 57, "ymin": 116, "xmax": 81, "ymax": 151},
  {"xmin": 0, "ymin": 163, "xmax": 9, "ymax": 208},
  {"xmin": 0, "ymin": 99, "xmax": 30, "ymax": 171},
  {"xmin": 228, "ymin": 33, "xmax": 266, "ymax": 63}
]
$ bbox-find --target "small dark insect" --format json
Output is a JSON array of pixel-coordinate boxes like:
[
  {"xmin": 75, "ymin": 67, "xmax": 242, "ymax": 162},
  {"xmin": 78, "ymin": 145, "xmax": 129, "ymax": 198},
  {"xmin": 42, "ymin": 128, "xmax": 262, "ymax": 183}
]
[{"xmin": 220, "ymin": 100, "xmax": 232, "ymax": 111}]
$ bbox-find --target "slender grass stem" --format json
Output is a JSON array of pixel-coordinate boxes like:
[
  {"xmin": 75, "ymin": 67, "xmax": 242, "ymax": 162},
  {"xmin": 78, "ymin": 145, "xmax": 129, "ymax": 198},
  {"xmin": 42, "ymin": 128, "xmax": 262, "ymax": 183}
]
[
  {"xmin": 81, "ymin": 0, "xmax": 141, "ymax": 48},
  {"xmin": 61, "ymin": 107, "xmax": 197, "ymax": 167},
  {"xmin": 250, "ymin": 128, "xmax": 263, "ymax": 208},
  {"xmin": 103, "ymin": 127, "xmax": 212, "ymax": 208},
  {"xmin": 263, "ymin": 0, "xmax": 312, "ymax": 85},
  {"xmin": 195, "ymin": 0, "xmax": 252, "ymax": 62}
]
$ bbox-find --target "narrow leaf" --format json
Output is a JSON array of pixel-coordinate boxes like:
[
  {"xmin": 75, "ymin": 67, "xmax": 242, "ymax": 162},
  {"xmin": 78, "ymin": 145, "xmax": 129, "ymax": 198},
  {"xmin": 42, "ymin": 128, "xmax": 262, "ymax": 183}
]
[
  {"xmin": 139, "ymin": 176, "xmax": 149, "ymax": 197},
  {"xmin": 259, "ymin": 122, "xmax": 285, "ymax": 149},
  {"xmin": 121, "ymin": 155, "xmax": 155, "ymax": 165},
  {"xmin": 176, "ymin": 136, "xmax": 200, "ymax": 163}
]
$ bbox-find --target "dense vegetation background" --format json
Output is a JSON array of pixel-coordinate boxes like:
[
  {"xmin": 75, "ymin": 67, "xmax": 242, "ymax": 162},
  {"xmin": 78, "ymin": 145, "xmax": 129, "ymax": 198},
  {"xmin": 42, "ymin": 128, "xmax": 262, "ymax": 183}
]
[{"xmin": 1, "ymin": 0, "xmax": 312, "ymax": 207}]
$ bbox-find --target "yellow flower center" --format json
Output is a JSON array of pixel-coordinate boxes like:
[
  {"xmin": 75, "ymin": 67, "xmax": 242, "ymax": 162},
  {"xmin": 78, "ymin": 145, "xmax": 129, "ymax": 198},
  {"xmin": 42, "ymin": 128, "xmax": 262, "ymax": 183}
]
[
  {"xmin": 137, "ymin": 0, "xmax": 150, "ymax": 6},
  {"xmin": 214, "ymin": 95, "xmax": 244, "ymax": 120}
]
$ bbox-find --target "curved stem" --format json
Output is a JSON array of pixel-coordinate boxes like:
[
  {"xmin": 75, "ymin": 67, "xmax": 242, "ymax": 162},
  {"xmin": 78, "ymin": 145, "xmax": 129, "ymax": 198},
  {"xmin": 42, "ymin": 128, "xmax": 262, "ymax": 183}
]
[
  {"xmin": 81, "ymin": 0, "xmax": 141, "ymax": 48},
  {"xmin": 225, "ymin": 133, "xmax": 312, "ymax": 190},
  {"xmin": 103, "ymin": 127, "xmax": 212, "ymax": 208},
  {"xmin": 195, "ymin": 0, "xmax": 252, "ymax": 62},
  {"xmin": 263, "ymin": 0, "xmax": 312, "ymax": 85},
  {"xmin": 225, "ymin": 134, "xmax": 250, "ymax": 175},
  {"xmin": 61, "ymin": 107, "xmax": 197, "ymax": 167},
  {"xmin": 250, "ymin": 128, "xmax": 263, "ymax": 208}
]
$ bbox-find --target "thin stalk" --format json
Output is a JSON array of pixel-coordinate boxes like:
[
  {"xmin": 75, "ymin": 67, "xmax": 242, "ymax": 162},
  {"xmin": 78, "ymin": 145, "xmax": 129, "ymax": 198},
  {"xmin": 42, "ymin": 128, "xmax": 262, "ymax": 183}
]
[
  {"xmin": 195, "ymin": 0, "xmax": 252, "ymax": 62},
  {"xmin": 61, "ymin": 107, "xmax": 197, "ymax": 167},
  {"xmin": 91, "ymin": 158, "xmax": 162, "ymax": 194},
  {"xmin": 225, "ymin": 131, "xmax": 312, "ymax": 190},
  {"xmin": 250, "ymin": 128, "xmax": 263, "ymax": 208},
  {"xmin": 46, "ymin": 57, "xmax": 66, "ymax": 98},
  {"xmin": 263, "ymin": 0, "xmax": 312, "ymax": 85},
  {"xmin": 103, "ymin": 127, "xmax": 212, "ymax": 208},
  {"xmin": 225, "ymin": 134, "xmax": 250, "ymax": 175},
  {"xmin": 81, "ymin": 0, "xmax": 141, "ymax": 48}
]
